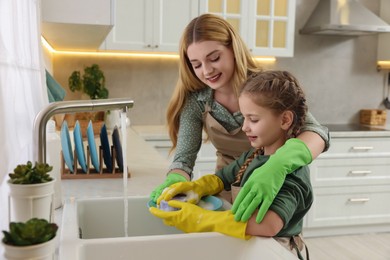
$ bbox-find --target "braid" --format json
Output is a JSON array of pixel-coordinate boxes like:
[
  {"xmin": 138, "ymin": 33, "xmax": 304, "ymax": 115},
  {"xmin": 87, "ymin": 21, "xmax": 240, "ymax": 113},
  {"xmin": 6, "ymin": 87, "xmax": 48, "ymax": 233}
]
[{"xmin": 233, "ymin": 148, "xmax": 263, "ymax": 185}]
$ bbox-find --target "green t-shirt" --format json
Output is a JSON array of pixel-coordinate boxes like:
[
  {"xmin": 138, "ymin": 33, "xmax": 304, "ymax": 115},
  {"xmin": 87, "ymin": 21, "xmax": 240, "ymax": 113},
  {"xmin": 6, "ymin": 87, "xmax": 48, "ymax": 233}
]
[{"xmin": 216, "ymin": 148, "xmax": 313, "ymax": 237}]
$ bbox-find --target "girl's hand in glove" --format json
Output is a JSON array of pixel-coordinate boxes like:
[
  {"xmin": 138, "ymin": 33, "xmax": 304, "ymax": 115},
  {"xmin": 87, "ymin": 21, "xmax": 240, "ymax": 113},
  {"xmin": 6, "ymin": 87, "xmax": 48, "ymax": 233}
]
[
  {"xmin": 157, "ymin": 174, "xmax": 224, "ymax": 205},
  {"xmin": 150, "ymin": 200, "xmax": 250, "ymax": 240}
]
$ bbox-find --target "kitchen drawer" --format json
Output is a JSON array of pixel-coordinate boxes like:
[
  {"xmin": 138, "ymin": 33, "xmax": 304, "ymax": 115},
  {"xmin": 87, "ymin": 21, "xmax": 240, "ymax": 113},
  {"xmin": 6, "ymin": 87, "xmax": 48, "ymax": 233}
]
[
  {"xmin": 197, "ymin": 142, "xmax": 217, "ymax": 160},
  {"xmin": 309, "ymin": 157, "xmax": 390, "ymax": 187},
  {"xmin": 306, "ymin": 185, "xmax": 390, "ymax": 228},
  {"xmin": 144, "ymin": 140, "xmax": 173, "ymax": 162},
  {"xmin": 323, "ymin": 137, "xmax": 390, "ymax": 155}
]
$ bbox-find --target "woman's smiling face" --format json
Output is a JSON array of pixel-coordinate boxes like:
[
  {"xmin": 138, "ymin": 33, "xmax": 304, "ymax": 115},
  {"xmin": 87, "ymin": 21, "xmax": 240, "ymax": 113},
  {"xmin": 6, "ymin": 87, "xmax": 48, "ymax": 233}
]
[{"xmin": 187, "ymin": 40, "xmax": 235, "ymax": 90}]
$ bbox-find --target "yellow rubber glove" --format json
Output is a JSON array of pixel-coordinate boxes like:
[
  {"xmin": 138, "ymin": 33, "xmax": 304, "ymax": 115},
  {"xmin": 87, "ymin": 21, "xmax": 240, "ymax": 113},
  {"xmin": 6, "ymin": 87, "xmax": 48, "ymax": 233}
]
[
  {"xmin": 157, "ymin": 174, "xmax": 224, "ymax": 205},
  {"xmin": 232, "ymin": 138, "xmax": 312, "ymax": 223},
  {"xmin": 150, "ymin": 173, "xmax": 187, "ymax": 203},
  {"xmin": 150, "ymin": 200, "xmax": 250, "ymax": 240}
]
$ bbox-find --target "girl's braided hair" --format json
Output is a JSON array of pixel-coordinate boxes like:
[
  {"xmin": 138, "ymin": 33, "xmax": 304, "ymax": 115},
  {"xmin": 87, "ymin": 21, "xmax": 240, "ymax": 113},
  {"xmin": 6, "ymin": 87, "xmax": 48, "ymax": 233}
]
[{"xmin": 234, "ymin": 70, "xmax": 307, "ymax": 185}]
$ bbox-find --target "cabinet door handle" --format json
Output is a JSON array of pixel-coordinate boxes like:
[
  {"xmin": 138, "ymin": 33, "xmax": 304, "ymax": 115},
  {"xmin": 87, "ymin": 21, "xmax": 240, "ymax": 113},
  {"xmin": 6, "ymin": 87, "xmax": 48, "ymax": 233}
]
[
  {"xmin": 154, "ymin": 145, "xmax": 172, "ymax": 149},
  {"xmin": 351, "ymin": 146, "xmax": 374, "ymax": 151},
  {"xmin": 348, "ymin": 170, "xmax": 372, "ymax": 176},
  {"xmin": 348, "ymin": 198, "xmax": 370, "ymax": 203}
]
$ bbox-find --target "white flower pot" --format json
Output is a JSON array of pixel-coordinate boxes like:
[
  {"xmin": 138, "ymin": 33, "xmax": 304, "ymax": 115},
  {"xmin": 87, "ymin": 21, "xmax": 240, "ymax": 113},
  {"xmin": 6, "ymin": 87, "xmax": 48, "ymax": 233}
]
[
  {"xmin": 8, "ymin": 180, "xmax": 55, "ymax": 222},
  {"xmin": 2, "ymin": 236, "xmax": 56, "ymax": 260}
]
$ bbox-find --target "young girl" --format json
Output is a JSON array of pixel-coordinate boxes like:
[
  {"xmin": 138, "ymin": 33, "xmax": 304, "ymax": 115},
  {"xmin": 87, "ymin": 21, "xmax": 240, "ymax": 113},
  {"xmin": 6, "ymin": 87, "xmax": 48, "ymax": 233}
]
[
  {"xmin": 150, "ymin": 13, "xmax": 328, "ymax": 224},
  {"xmin": 150, "ymin": 70, "xmax": 312, "ymax": 259}
]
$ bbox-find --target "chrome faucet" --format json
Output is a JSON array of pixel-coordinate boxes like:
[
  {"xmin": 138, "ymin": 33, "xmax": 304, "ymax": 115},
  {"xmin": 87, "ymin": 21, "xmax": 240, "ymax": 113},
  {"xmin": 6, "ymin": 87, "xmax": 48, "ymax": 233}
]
[{"xmin": 33, "ymin": 98, "xmax": 134, "ymax": 164}]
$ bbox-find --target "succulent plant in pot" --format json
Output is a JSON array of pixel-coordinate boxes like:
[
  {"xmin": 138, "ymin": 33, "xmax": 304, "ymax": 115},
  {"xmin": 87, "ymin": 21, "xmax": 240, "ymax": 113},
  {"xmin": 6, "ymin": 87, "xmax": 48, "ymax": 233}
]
[
  {"xmin": 2, "ymin": 218, "xmax": 58, "ymax": 260},
  {"xmin": 8, "ymin": 161, "xmax": 55, "ymax": 223},
  {"xmin": 8, "ymin": 161, "xmax": 53, "ymax": 184},
  {"xmin": 2, "ymin": 218, "xmax": 58, "ymax": 246}
]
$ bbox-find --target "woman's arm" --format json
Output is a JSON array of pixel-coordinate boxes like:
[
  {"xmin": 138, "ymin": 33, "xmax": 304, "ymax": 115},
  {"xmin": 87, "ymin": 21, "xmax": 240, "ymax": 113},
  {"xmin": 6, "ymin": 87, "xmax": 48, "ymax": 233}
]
[
  {"xmin": 296, "ymin": 131, "xmax": 325, "ymax": 161},
  {"xmin": 299, "ymin": 112, "xmax": 330, "ymax": 157}
]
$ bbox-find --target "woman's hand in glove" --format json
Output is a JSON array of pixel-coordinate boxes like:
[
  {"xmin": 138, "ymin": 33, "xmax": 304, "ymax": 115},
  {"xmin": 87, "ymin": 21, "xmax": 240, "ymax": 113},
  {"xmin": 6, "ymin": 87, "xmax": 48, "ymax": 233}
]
[
  {"xmin": 232, "ymin": 138, "xmax": 312, "ymax": 223},
  {"xmin": 150, "ymin": 173, "xmax": 187, "ymax": 203}
]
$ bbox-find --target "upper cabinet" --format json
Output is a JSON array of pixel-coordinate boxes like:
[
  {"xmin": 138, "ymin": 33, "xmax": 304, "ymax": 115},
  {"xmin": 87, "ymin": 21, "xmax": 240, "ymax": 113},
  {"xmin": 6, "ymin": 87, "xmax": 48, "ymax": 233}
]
[
  {"xmin": 41, "ymin": 0, "xmax": 114, "ymax": 51},
  {"xmin": 199, "ymin": 0, "xmax": 296, "ymax": 57},
  {"xmin": 378, "ymin": 0, "xmax": 390, "ymax": 70},
  {"xmin": 102, "ymin": 0, "xmax": 199, "ymax": 52}
]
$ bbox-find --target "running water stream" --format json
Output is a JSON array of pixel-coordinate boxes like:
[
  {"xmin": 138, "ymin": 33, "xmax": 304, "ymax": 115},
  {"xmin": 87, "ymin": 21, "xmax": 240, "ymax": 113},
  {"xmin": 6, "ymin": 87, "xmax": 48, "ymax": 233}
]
[{"xmin": 120, "ymin": 109, "xmax": 129, "ymax": 237}]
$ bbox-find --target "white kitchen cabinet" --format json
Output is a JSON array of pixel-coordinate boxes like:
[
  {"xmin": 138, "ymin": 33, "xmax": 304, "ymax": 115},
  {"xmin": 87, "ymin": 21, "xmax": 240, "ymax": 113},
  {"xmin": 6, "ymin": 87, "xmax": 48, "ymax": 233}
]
[
  {"xmin": 102, "ymin": 0, "xmax": 199, "ymax": 52},
  {"xmin": 199, "ymin": 0, "xmax": 296, "ymax": 57},
  {"xmin": 378, "ymin": 0, "xmax": 390, "ymax": 69},
  {"xmin": 304, "ymin": 134, "xmax": 390, "ymax": 237},
  {"xmin": 139, "ymin": 132, "xmax": 217, "ymax": 180},
  {"xmin": 41, "ymin": 0, "xmax": 114, "ymax": 51}
]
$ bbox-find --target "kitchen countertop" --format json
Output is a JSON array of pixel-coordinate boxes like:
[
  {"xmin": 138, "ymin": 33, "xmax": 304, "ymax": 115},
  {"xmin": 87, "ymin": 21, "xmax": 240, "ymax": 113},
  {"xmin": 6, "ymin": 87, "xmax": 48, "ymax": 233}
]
[{"xmin": 324, "ymin": 124, "xmax": 390, "ymax": 137}]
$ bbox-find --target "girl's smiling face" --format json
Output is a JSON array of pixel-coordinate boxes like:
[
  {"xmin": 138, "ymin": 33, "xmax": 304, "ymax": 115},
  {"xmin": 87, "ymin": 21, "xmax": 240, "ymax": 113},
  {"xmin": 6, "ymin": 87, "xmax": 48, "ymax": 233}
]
[
  {"xmin": 187, "ymin": 40, "xmax": 235, "ymax": 90},
  {"xmin": 239, "ymin": 93, "xmax": 288, "ymax": 154}
]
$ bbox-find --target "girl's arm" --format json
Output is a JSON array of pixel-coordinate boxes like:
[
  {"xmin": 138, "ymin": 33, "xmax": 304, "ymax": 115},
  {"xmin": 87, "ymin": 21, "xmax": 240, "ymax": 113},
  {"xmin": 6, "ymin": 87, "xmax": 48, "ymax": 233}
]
[{"xmin": 246, "ymin": 209, "xmax": 284, "ymax": 237}]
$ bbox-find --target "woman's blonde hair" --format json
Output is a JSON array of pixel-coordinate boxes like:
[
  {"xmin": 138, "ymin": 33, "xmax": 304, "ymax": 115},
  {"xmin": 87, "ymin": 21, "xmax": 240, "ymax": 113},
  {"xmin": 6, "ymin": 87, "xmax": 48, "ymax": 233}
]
[{"xmin": 166, "ymin": 13, "xmax": 260, "ymax": 150}]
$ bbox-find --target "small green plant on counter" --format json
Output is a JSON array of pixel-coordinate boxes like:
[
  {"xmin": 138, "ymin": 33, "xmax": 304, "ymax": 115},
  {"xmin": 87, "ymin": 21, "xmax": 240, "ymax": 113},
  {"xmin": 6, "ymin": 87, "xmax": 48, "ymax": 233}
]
[
  {"xmin": 8, "ymin": 161, "xmax": 53, "ymax": 184},
  {"xmin": 2, "ymin": 218, "xmax": 58, "ymax": 246},
  {"xmin": 68, "ymin": 63, "xmax": 109, "ymax": 100}
]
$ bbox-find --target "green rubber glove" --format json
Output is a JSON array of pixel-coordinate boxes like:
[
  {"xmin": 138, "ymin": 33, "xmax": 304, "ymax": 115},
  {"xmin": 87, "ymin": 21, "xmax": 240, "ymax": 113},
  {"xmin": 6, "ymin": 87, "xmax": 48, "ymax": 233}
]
[
  {"xmin": 150, "ymin": 173, "xmax": 187, "ymax": 203},
  {"xmin": 157, "ymin": 174, "xmax": 224, "ymax": 205},
  {"xmin": 150, "ymin": 200, "xmax": 250, "ymax": 240},
  {"xmin": 231, "ymin": 138, "xmax": 312, "ymax": 223}
]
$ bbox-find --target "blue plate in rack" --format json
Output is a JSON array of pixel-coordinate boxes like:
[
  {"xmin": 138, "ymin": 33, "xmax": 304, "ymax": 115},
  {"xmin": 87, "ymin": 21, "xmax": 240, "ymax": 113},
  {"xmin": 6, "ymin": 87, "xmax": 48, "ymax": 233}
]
[
  {"xmin": 87, "ymin": 121, "xmax": 100, "ymax": 172},
  {"xmin": 60, "ymin": 121, "xmax": 74, "ymax": 173},
  {"xmin": 112, "ymin": 126, "xmax": 123, "ymax": 172},
  {"xmin": 100, "ymin": 124, "xmax": 112, "ymax": 172},
  {"xmin": 74, "ymin": 121, "xmax": 87, "ymax": 173}
]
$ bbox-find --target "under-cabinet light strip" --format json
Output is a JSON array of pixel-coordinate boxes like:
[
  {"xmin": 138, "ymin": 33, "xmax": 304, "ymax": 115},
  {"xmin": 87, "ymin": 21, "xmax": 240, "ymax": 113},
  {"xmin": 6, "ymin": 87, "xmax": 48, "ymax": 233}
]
[
  {"xmin": 377, "ymin": 61, "xmax": 390, "ymax": 70},
  {"xmin": 41, "ymin": 37, "xmax": 276, "ymax": 62}
]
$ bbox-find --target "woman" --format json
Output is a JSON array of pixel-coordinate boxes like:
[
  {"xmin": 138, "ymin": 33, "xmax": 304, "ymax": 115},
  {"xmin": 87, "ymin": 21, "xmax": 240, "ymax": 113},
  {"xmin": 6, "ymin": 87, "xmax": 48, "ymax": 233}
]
[{"xmin": 150, "ymin": 14, "xmax": 329, "ymax": 223}]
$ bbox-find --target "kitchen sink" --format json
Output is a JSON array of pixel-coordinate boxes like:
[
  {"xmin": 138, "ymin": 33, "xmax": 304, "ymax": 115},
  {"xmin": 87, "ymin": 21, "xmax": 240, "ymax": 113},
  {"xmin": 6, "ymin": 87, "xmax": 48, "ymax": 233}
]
[{"xmin": 59, "ymin": 196, "xmax": 296, "ymax": 260}]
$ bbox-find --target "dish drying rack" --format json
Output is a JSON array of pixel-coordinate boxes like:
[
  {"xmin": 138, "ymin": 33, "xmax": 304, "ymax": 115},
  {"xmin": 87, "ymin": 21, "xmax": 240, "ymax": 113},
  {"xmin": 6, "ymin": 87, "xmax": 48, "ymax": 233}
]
[{"xmin": 60, "ymin": 145, "xmax": 130, "ymax": 179}]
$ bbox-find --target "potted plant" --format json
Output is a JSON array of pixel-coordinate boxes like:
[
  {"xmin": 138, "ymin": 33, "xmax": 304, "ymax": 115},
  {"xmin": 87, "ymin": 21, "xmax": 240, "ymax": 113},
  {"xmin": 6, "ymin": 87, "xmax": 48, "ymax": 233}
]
[
  {"xmin": 2, "ymin": 218, "xmax": 58, "ymax": 260},
  {"xmin": 68, "ymin": 63, "xmax": 109, "ymax": 100},
  {"xmin": 8, "ymin": 161, "xmax": 55, "ymax": 223},
  {"xmin": 67, "ymin": 63, "xmax": 108, "ymax": 134}
]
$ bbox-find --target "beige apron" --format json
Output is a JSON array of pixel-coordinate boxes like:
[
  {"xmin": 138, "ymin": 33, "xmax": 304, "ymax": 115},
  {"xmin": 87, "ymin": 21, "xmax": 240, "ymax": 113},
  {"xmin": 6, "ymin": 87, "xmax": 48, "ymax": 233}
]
[
  {"xmin": 202, "ymin": 103, "xmax": 251, "ymax": 171},
  {"xmin": 202, "ymin": 103, "xmax": 251, "ymax": 203}
]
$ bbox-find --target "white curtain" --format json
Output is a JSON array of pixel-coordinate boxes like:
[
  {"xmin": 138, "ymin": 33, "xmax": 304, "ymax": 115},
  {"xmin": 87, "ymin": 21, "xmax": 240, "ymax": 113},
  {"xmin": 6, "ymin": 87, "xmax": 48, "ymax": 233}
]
[{"xmin": 0, "ymin": 0, "xmax": 48, "ymax": 240}]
